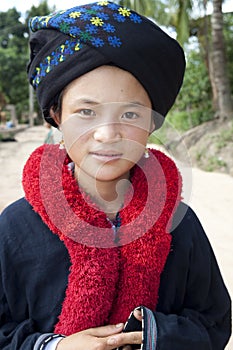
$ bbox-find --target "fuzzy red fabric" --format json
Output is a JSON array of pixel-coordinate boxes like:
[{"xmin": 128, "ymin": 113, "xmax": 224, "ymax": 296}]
[{"xmin": 22, "ymin": 145, "xmax": 182, "ymax": 336}]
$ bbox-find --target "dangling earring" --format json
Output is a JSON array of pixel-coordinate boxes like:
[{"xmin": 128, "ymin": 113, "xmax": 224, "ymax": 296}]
[
  {"xmin": 144, "ymin": 147, "xmax": 149, "ymax": 158},
  {"xmin": 59, "ymin": 138, "xmax": 65, "ymax": 149}
]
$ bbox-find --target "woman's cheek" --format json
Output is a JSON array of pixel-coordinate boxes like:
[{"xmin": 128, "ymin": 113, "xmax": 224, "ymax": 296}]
[{"xmin": 62, "ymin": 122, "xmax": 90, "ymax": 153}]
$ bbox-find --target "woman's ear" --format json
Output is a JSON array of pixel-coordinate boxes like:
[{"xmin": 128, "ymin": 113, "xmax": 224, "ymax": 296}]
[
  {"xmin": 49, "ymin": 106, "xmax": 61, "ymax": 128},
  {"xmin": 149, "ymin": 117, "xmax": 156, "ymax": 134}
]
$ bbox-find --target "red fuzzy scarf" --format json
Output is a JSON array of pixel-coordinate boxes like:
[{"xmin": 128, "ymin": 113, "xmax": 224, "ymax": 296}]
[{"xmin": 23, "ymin": 145, "xmax": 182, "ymax": 336}]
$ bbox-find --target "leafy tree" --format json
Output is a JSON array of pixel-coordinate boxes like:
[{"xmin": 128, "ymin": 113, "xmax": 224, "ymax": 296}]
[
  {"xmin": 0, "ymin": 1, "xmax": 53, "ymax": 123},
  {"xmin": 0, "ymin": 8, "xmax": 28, "ymax": 119},
  {"xmin": 0, "ymin": 8, "xmax": 26, "ymax": 47},
  {"xmin": 25, "ymin": 0, "xmax": 54, "ymax": 23},
  {"xmin": 168, "ymin": 48, "xmax": 212, "ymax": 131}
]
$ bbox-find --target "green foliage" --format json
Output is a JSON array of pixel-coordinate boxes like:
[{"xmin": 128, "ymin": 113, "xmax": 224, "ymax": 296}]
[
  {"xmin": 117, "ymin": 0, "xmax": 170, "ymax": 26},
  {"xmin": 0, "ymin": 8, "xmax": 28, "ymax": 119},
  {"xmin": 167, "ymin": 111, "xmax": 191, "ymax": 131},
  {"xmin": 0, "ymin": 45, "xmax": 28, "ymax": 118},
  {"xmin": 0, "ymin": 1, "xmax": 53, "ymax": 121},
  {"xmin": 176, "ymin": 0, "xmax": 192, "ymax": 45},
  {"xmin": 203, "ymin": 156, "xmax": 227, "ymax": 172},
  {"xmin": 168, "ymin": 48, "xmax": 213, "ymax": 131},
  {"xmin": 216, "ymin": 122, "xmax": 233, "ymax": 149},
  {"xmin": 25, "ymin": 0, "xmax": 54, "ymax": 22},
  {"xmin": 148, "ymin": 129, "xmax": 167, "ymax": 145},
  {"xmin": 0, "ymin": 8, "xmax": 27, "ymax": 43}
]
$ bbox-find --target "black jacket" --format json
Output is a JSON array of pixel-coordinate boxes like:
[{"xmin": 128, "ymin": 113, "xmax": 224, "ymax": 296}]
[{"xmin": 0, "ymin": 198, "xmax": 231, "ymax": 349}]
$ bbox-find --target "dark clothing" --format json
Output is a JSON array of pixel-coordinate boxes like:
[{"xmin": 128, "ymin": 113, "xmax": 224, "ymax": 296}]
[{"xmin": 0, "ymin": 198, "xmax": 231, "ymax": 349}]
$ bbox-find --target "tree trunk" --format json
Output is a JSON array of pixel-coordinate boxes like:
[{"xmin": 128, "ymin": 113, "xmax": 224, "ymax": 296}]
[
  {"xmin": 208, "ymin": 51, "xmax": 218, "ymax": 111},
  {"xmin": 211, "ymin": 0, "xmax": 233, "ymax": 119}
]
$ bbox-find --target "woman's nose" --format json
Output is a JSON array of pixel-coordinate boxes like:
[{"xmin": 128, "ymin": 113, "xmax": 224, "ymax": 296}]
[{"xmin": 93, "ymin": 123, "xmax": 121, "ymax": 143}]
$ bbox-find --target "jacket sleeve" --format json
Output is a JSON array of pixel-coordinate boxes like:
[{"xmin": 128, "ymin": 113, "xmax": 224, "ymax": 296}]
[
  {"xmin": 0, "ymin": 199, "xmax": 69, "ymax": 350},
  {"xmin": 142, "ymin": 205, "xmax": 231, "ymax": 350},
  {"xmin": 0, "ymin": 209, "xmax": 42, "ymax": 349},
  {"xmin": 0, "ymin": 280, "xmax": 41, "ymax": 349}
]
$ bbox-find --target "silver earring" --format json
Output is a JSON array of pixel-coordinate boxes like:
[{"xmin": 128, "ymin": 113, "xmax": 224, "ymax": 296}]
[
  {"xmin": 144, "ymin": 148, "xmax": 149, "ymax": 158},
  {"xmin": 59, "ymin": 138, "xmax": 65, "ymax": 149}
]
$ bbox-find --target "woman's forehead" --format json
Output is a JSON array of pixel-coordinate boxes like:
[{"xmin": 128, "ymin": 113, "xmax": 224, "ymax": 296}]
[{"xmin": 63, "ymin": 65, "xmax": 152, "ymax": 107}]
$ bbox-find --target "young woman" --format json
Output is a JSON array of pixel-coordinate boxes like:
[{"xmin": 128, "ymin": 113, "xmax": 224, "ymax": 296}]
[{"xmin": 0, "ymin": 2, "xmax": 231, "ymax": 350}]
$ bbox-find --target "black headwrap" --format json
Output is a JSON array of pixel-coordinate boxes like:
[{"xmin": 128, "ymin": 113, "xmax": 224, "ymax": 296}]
[{"xmin": 27, "ymin": 1, "xmax": 185, "ymax": 128}]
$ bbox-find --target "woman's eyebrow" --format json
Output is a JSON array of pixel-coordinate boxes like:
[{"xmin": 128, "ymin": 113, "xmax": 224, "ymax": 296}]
[
  {"xmin": 73, "ymin": 98, "xmax": 100, "ymax": 105},
  {"xmin": 125, "ymin": 101, "xmax": 147, "ymax": 107},
  {"xmin": 70, "ymin": 99, "xmax": 148, "ymax": 108}
]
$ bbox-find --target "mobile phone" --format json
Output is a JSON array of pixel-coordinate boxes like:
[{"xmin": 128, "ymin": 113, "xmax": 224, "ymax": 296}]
[
  {"xmin": 123, "ymin": 309, "xmax": 142, "ymax": 333},
  {"xmin": 118, "ymin": 307, "xmax": 143, "ymax": 350}
]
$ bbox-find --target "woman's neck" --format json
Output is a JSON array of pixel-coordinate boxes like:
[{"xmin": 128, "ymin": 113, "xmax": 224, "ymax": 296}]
[{"xmin": 74, "ymin": 165, "xmax": 130, "ymax": 220}]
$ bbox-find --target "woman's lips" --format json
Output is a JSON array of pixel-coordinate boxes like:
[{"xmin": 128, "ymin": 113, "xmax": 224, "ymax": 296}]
[{"xmin": 90, "ymin": 151, "xmax": 123, "ymax": 162}]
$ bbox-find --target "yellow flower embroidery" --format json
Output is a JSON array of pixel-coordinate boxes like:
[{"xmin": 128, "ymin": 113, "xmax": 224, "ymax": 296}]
[
  {"xmin": 118, "ymin": 7, "xmax": 131, "ymax": 17},
  {"xmin": 97, "ymin": 1, "xmax": 109, "ymax": 5},
  {"xmin": 69, "ymin": 11, "xmax": 81, "ymax": 19},
  {"xmin": 75, "ymin": 43, "xmax": 81, "ymax": 51},
  {"xmin": 46, "ymin": 56, "xmax": 51, "ymax": 73},
  {"xmin": 90, "ymin": 17, "xmax": 104, "ymax": 26},
  {"xmin": 43, "ymin": 15, "xmax": 52, "ymax": 25},
  {"xmin": 59, "ymin": 44, "xmax": 65, "ymax": 62}
]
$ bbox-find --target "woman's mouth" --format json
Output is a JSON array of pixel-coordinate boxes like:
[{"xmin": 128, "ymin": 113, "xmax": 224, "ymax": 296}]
[{"xmin": 89, "ymin": 151, "xmax": 123, "ymax": 162}]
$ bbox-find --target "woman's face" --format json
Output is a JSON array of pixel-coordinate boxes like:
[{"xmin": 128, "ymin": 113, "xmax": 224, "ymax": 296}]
[{"xmin": 58, "ymin": 65, "xmax": 154, "ymax": 182}]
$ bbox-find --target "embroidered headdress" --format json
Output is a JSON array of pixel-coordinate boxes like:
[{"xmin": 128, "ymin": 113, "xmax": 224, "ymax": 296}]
[{"xmin": 27, "ymin": 1, "xmax": 185, "ymax": 127}]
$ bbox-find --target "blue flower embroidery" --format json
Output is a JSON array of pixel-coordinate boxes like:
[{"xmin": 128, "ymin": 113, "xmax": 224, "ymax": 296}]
[
  {"xmin": 97, "ymin": 12, "xmax": 109, "ymax": 20},
  {"xmin": 61, "ymin": 16, "xmax": 75, "ymax": 24},
  {"xmin": 74, "ymin": 7, "xmax": 88, "ymax": 13},
  {"xmin": 91, "ymin": 5, "xmax": 102, "ymax": 11},
  {"xmin": 130, "ymin": 13, "xmax": 142, "ymax": 23},
  {"xmin": 85, "ymin": 23, "xmax": 98, "ymax": 34},
  {"xmin": 69, "ymin": 26, "xmax": 81, "ymax": 36},
  {"xmin": 108, "ymin": 36, "xmax": 122, "ymax": 47},
  {"xmin": 103, "ymin": 23, "xmax": 115, "ymax": 33},
  {"xmin": 107, "ymin": 3, "xmax": 119, "ymax": 10},
  {"xmin": 91, "ymin": 37, "xmax": 105, "ymax": 47},
  {"xmin": 51, "ymin": 15, "xmax": 64, "ymax": 25},
  {"xmin": 81, "ymin": 13, "xmax": 92, "ymax": 21},
  {"xmin": 30, "ymin": 2, "xmax": 143, "ymax": 88},
  {"xmin": 113, "ymin": 13, "xmax": 126, "ymax": 22}
]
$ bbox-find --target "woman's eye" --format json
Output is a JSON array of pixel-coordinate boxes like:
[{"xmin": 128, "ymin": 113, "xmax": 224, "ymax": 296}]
[
  {"xmin": 79, "ymin": 109, "xmax": 96, "ymax": 117},
  {"xmin": 122, "ymin": 111, "xmax": 139, "ymax": 120}
]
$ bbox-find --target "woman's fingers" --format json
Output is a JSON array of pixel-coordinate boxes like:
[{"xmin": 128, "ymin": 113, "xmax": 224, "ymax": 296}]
[
  {"xmin": 84, "ymin": 323, "xmax": 124, "ymax": 337},
  {"xmin": 56, "ymin": 325, "xmax": 124, "ymax": 350},
  {"xmin": 57, "ymin": 324, "xmax": 142, "ymax": 350},
  {"xmin": 57, "ymin": 326, "xmax": 142, "ymax": 350},
  {"xmin": 107, "ymin": 331, "xmax": 142, "ymax": 348}
]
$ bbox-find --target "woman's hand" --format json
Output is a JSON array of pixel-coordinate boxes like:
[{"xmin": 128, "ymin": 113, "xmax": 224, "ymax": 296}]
[{"xmin": 56, "ymin": 323, "xmax": 142, "ymax": 350}]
